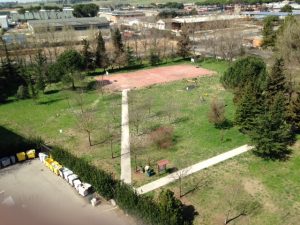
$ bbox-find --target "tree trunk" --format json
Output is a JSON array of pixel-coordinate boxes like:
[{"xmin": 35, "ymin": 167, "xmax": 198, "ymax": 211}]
[
  {"xmin": 179, "ymin": 177, "xmax": 182, "ymax": 198},
  {"xmin": 110, "ymin": 139, "xmax": 113, "ymax": 158},
  {"xmin": 88, "ymin": 131, "xmax": 92, "ymax": 146},
  {"xmin": 224, "ymin": 212, "xmax": 245, "ymax": 224},
  {"xmin": 134, "ymin": 154, "xmax": 137, "ymax": 172},
  {"xmin": 72, "ymin": 80, "xmax": 75, "ymax": 90}
]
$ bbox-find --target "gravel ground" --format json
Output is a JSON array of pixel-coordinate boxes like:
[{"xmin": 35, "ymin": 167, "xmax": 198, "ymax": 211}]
[{"xmin": 0, "ymin": 159, "xmax": 136, "ymax": 225}]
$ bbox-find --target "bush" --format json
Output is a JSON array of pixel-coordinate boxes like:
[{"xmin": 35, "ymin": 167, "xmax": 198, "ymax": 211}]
[
  {"xmin": 16, "ymin": 85, "xmax": 30, "ymax": 99},
  {"xmin": 150, "ymin": 126, "xmax": 174, "ymax": 149},
  {"xmin": 51, "ymin": 147, "xmax": 188, "ymax": 225}
]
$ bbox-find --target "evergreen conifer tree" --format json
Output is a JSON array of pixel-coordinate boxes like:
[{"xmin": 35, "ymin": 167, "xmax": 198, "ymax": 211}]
[
  {"xmin": 95, "ymin": 31, "xmax": 108, "ymax": 69},
  {"xmin": 251, "ymin": 92, "xmax": 293, "ymax": 159},
  {"xmin": 235, "ymin": 83, "xmax": 264, "ymax": 133},
  {"xmin": 177, "ymin": 27, "xmax": 190, "ymax": 58},
  {"xmin": 112, "ymin": 28, "xmax": 124, "ymax": 55},
  {"xmin": 81, "ymin": 39, "xmax": 93, "ymax": 70},
  {"xmin": 287, "ymin": 91, "xmax": 300, "ymax": 132},
  {"xmin": 265, "ymin": 58, "xmax": 289, "ymax": 106}
]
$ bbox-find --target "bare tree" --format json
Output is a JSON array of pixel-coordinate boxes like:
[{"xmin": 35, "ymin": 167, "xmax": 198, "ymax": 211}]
[
  {"xmin": 208, "ymin": 97, "xmax": 226, "ymax": 128},
  {"xmin": 163, "ymin": 101, "xmax": 179, "ymax": 123},
  {"xmin": 171, "ymin": 165, "xmax": 191, "ymax": 198},
  {"xmin": 131, "ymin": 106, "xmax": 144, "ymax": 134},
  {"xmin": 72, "ymin": 92, "xmax": 96, "ymax": 147},
  {"xmin": 224, "ymin": 183, "xmax": 261, "ymax": 224}
]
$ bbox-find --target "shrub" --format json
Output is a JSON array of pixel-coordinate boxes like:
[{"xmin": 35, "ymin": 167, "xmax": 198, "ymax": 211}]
[
  {"xmin": 150, "ymin": 126, "xmax": 174, "ymax": 149},
  {"xmin": 16, "ymin": 85, "xmax": 30, "ymax": 99},
  {"xmin": 208, "ymin": 97, "xmax": 226, "ymax": 128},
  {"xmin": 51, "ymin": 146, "xmax": 189, "ymax": 225}
]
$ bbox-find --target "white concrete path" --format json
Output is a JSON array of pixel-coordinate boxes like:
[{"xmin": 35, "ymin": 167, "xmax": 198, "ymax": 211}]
[
  {"xmin": 136, "ymin": 144, "xmax": 253, "ymax": 194},
  {"xmin": 120, "ymin": 89, "xmax": 132, "ymax": 184}
]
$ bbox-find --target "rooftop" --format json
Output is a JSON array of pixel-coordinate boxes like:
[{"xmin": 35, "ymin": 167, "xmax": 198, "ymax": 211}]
[
  {"xmin": 172, "ymin": 14, "xmax": 245, "ymax": 23},
  {"xmin": 28, "ymin": 17, "xmax": 109, "ymax": 28}
]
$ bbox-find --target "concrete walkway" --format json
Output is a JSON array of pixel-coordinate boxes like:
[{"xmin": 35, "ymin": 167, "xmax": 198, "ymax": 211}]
[
  {"xmin": 120, "ymin": 89, "xmax": 131, "ymax": 184},
  {"xmin": 136, "ymin": 144, "xmax": 253, "ymax": 194}
]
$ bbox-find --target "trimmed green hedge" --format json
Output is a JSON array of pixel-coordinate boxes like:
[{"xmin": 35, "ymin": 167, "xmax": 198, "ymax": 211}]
[{"xmin": 51, "ymin": 147, "xmax": 189, "ymax": 225}]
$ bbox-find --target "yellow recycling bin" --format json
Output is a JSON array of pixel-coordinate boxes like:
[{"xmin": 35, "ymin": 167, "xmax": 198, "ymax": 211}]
[
  {"xmin": 44, "ymin": 158, "xmax": 54, "ymax": 169},
  {"xmin": 26, "ymin": 149, "xmax": 36, "ymax": 159},
  {"xmin": 52, "ymin": 162, "xmax": 62, "ymax": 175},
  {"xmin": 16, "ymin": 152, "xmax": 26, "ymax": 162}
]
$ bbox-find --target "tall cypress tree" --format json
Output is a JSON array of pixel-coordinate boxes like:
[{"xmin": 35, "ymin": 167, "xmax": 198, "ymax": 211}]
[
  {"xmin": 95, "ymin": 31, "xmax": 107, "ymax": 69},
  {"xmin": 235, "ymin": 83, "xmax": 264, "ymax": 133},
  {"xmin": 112, "ymin": 28, "xmax": 124, "ymax": 55},
  {"xmin": 251, "ymin": 92, "xmax": 293, "ymax": 159},
  {"xmin": 177, "ymin": 27, "xmax": 190, "ymax": 59},
  {"xmin": 81, "ymin": 39, "xmax": 93, "ymax": 70},
  {"xmin": 265, "ymin": 58, "xmax": 289, "ymax": 106},
  {"xmin": 34, "ymin": 49, "xmax": 47, "ymax": 93},
  {"xmin": 287, "ymin": 91, "xmax": 300, "ymax": 132}
]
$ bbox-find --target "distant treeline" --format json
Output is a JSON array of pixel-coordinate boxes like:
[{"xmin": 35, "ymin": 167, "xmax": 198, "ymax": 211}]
[
  {"xmin": 196, "ymin": 0, "xmax": 300, "ymax": 5},
  {"xmin": 17, "ymin": 5, "xmax": 62, "ymax": 14}
]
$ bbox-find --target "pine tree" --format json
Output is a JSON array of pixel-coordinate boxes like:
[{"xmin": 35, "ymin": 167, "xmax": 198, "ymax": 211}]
[
  {"xmin": 149, "ymin": 48, "xmax": 161, "ymax": 66},
  {"xmin": 158, "ymin": 189, "xmax": 184, "ymax": 225},
  {"xmin": 265, "ymin": 58, "xmax": 289, "ymax": 106},
  {"xmin": 95, "ymin": 31, "xmax": 107, "ymax": 69},
  {"xmin": 34, "ymin": 49, "xmax": 47, "ymax": 92},
  {"xmin": 235, "ymin": 83, "xmax": 264, "ymax": 133},
  {"xmin": 287, "ymin": 91, "xmax": 300, "ymax": 132},
  {"xmin": 112, "ymin": 28, "xmax": 124, "ymax": 55},
  {"xmin": 251, "ymin": 93, "xmax": 293, "ymax": 159},
  {"xmin": 177, "ymin": 27, "xmax": 190, "ymax": 59},
  {"xmin": 81, "ymin": 39, "xmax": 93, "ymax": 70},
  {"xmin": 125, "ymin": 46, "xmax": 136, "ymax": 67}
]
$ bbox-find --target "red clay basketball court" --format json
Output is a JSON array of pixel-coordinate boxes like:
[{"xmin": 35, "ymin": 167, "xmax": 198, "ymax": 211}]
[{"xmin": 97, "ymin": 64, "xmax": 214, "ymax": 91}]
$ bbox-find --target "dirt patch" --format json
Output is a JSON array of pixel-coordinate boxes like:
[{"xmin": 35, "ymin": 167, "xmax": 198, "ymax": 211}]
[
  {"xmin": 243, "ymin": 178, "xmax": 278, "ymax": 212},
  {"xmin": 96, "ymin": 65, "xmax": 214, "ymax": 91}
]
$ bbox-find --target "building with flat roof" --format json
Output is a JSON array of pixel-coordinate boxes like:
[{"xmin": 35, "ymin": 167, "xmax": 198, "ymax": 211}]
[
  {"xmin": 10, "ymin": 7, "xmax": 74, "ymax": 21},
  {"xmin": 0, "ymin": 15, "xmax": 8, "ymax": 29},
  {"xmin": 171, "ymin": 14, "xmax": 247, "ymax": 31},
  {"xmin": 28, "ymin": 17, "xmax": 109, "ymax": 33},
  {"xmin": 241, "ymin": 11, "xmax": 300, "ymax": 19}
]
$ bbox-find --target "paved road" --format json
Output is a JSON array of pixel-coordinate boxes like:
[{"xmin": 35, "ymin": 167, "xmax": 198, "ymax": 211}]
[
  {"xmin": 0, "ymin": 159, "xmax": 135, "ymax": 225},
  {"xmin": 136, "ymin": 144, "xmax": 253, "ymax": 194},
  {"xmin": 120, "ymin": 89, "xmax": 132, "ymax": 184}
]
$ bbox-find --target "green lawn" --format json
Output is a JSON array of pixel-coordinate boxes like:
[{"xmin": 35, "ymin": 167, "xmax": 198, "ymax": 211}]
[
  {"xmin": 128, "ymin": 59, "xmax": 249, "ymax": 186},
  {"xmin": 0, "ymin": 82, "xmax": 122, "ymax": 175}
]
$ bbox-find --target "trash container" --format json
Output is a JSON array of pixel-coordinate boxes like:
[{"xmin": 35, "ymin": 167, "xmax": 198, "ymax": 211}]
[
  {"xmin": 26, "ymin": 149, "xmax": 36, "ymax": 159},
  {"xmin": 44, "ymin": 158, "xmax": 54, "ymax": 169},
  {"xmin": 16, "ymin": 152, "xmax": 26, "ymax": 162},
  {"xmin": 10, "ymin": 156, "xmax": 16, "ymax": 164},
  {"xmin": 38, "ymin": 153, "xmax": 48, "ymax": 162},
  {"xmin": 0, "ymin": 157, "xmax": 11, "ymax": 167}
]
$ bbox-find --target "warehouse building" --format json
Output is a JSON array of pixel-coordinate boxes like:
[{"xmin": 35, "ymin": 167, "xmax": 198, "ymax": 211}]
[
  {"xmin": 0, "ymin": 15, "xmax": 8, "ymax": 29},
  {"xmin": 171, "ymin": 15, "xmax": 247, "ymax": 31},
  {"xmin": 10, "ymin": 7, "xmax": 74, "ymax": 21},
  {"xmin": 28, "ymin": 17, "xmax": 110, "ymax": 33}
]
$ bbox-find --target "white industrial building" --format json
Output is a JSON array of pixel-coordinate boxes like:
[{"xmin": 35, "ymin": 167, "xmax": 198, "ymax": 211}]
[{"xmin": 0, "ymin": 15, "xmax": 9, "ymax": 29}]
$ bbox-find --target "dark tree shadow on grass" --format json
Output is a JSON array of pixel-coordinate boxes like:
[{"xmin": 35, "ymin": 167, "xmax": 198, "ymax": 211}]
[
  {"xmin": 37, "ymin": 98, "xmax": 65, "ymax": 105},
  {"xmin": 253, "ymin": 148, "xmax": 293, "ymax": 161},
  {"xmin": 216, "ymin": 119, "xmax": 233, "ymax": 130},
  {"xmin": 0, "ymin": 126, "xmax": 43, "ymax": 158},
  {"xmin": 172, "ymin": 116, "xmax": 190, "ymax": 124},
  {"xmin": 44, "ymin": 90, "xmax": 60, "ymax": 95},
  {"xmin": 182, "ymin": 204, "xmax": 198, "ymax": 225}
]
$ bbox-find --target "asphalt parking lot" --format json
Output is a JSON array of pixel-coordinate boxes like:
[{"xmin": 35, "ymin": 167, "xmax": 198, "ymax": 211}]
[{"xmin": 0, "ymin": 159, "xmax": 135, "ymax": 225}]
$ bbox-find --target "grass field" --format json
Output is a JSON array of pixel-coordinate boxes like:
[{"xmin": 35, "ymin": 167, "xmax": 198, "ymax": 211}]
[
  {"xmin": 1, "ymin": 58, "xmax": 299, "ymax": 225},
  {"xmin": 125, "ymin": 59, "xmax": 300, "ymax": 225},
  {"xmin": 128, "ymin": 59, "xmax": 249, "ymax": 186},
  {"xmin": 0, "ymin": 81, "xmax": 122, "ymax": 175}
]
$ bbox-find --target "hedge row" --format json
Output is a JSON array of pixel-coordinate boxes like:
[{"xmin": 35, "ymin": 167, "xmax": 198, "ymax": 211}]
[{"xmin": 51, "ymin": 147, "xmax": 190, "ymax": 225}]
